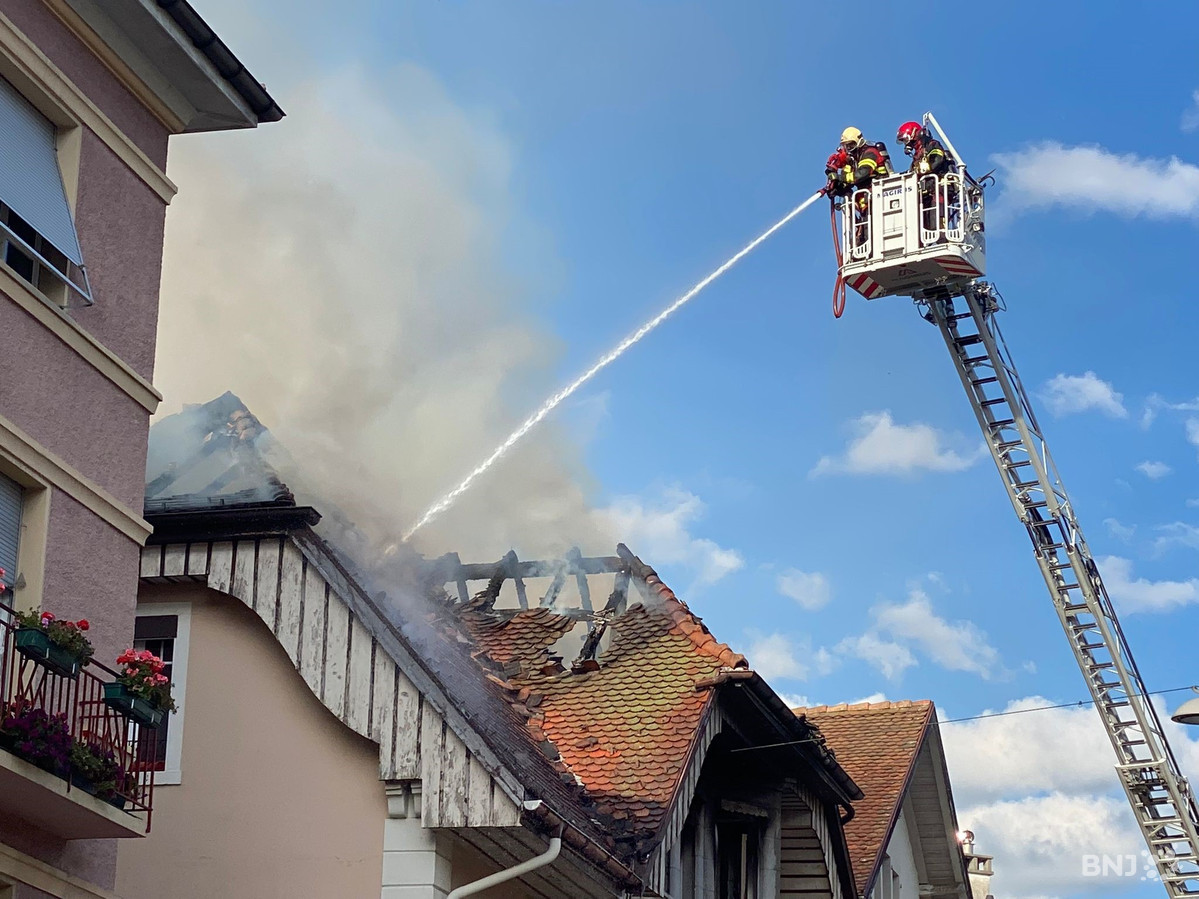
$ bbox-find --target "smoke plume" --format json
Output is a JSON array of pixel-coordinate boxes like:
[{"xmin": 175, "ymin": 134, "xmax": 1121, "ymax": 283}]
[{"xmin": 155, "ymin": 61, "xmax": 613, "ymax": 561}]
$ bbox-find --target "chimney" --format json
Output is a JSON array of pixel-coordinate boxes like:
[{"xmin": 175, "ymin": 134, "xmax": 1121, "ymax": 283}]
[{"xmin": 958, "ymin": 830, "xmax": 994, "ymax": 899}]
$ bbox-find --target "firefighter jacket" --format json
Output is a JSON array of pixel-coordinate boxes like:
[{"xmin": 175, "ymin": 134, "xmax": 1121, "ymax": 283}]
[
  {"xmin": 909, "ymin": 135, "xmax": 951, "ymax": 176},
  {"xmin": 826, "ymin": 142, "xmax": 891, "ymax": 196}
]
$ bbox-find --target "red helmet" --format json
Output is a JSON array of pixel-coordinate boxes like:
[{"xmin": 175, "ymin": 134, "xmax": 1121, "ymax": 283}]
[{"xmin": 896, "ymin": 121, "xmax": 923, "ymax": 147}]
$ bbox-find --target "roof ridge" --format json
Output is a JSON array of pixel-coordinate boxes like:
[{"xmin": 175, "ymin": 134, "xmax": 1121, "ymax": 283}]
[
  {"xmin": 794, "ymin": 699, "xmax": 933, "ymax": 714},
  {"xmin": 643, "ymin": 574, "xmax": 747, "ymax": 670}
]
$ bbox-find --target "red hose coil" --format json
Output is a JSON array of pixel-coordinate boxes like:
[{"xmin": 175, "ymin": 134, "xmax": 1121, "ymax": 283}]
[{"xmin": 829, "ymin": 195, "xmax": 846, "ymax": 318}]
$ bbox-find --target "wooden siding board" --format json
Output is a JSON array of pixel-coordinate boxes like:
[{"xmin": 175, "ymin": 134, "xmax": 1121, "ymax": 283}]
[
  {"xmin": 162, "ymin": 544, "xmax": 186, "ymax": 578},
  {"xmin": 232, "ymin": 540, "xmax": 256, "ymax": 603},
  {"xmin": 186, "ymin": 541, "xmax": 208, "ymax": 576},
  {"xmin": 254, "ymin": 538, "xmax": 281, "ymax": 631},
  {"xmin": 139, "ymin": 546, "xmax": 162, "ymax": 578},
  {"xmin": 440, "ymin": 729, "xmax": 469, "ymax": 827},
  {"xmin": 346, "ymin": 618, "xmax": 372, "ymax": 734},
  {"xmin": 276, "ymin": 541, "xmax": 304, "ymax": 663},
  {"xmin": 324, "ymin": 596, "xmax": 349, "ymax": 718},
  {"xmin": 208, "ymin": 541, "xmax": 233, "ymax": 594},
  {"xmin": 394, "ymin": 672, "xmax": 420, "ymax": 779},
  {"xmin": 421, "ymin": 702, "xmax": 445, "ymax": 826},
  {"xmin": 466, "ymin": 755, "xmax": 491, "ymax": 827},
  {"xmin": 299, "ymin": 565, "xmax": 327, "ymax": 694}
]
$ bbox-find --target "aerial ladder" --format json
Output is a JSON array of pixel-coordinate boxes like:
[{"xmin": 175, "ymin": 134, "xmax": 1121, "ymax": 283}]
[{"xmin": 834, "ymin": 113, "xmax": 1199, "ymax": 895}]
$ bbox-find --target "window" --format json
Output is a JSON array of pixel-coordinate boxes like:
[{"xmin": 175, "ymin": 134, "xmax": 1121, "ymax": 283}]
[
  {"xmin": 133, "ymin": 604, "xmax": 191, "ymax": 784},
  {"xmin": 0, "ymin": 75, "xmax": 90, "ymax": 306},
  {"xmin": 717, "ymin": 820, "xmax": 760, "ymax": 899},
  {"xmin": 0, "ymin": 473, "xmax": 20, "ymax": 601}
]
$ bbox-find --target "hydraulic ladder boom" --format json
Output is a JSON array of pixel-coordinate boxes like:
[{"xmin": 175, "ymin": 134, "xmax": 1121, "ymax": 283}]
[{"xmin": 927, "ymin": 284, "xmax": 1199, "ymax": 895}]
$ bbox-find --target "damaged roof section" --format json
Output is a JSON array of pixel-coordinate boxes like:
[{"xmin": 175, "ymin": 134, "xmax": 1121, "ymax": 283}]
[
  {"xmin": 416, "ymin": 544, "xmax": 855, "ymax": 865},
  {"xmin": 145, "ymin": 392, "xmax": 294, "ymax": 512}
]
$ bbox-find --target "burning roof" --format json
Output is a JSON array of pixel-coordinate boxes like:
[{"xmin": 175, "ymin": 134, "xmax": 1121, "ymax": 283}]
[
  {"xmin": 144, "ymin": 395, "xmax": 859, "ymax": 875},
  {"xmin": 145, "ymin": 392, "xmax": 292, "ymax": 512},
  {"xmin": 411, "ymin": 545, "xmax": 858, "ymax": 864}
]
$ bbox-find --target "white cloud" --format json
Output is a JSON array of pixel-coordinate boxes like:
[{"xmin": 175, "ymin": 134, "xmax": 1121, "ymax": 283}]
[
  {"xmin": 778, "ymin": 692, "xmax": 812, "ymax": 710},
  {"xmin": 941, "ymin": 698, "xmax": 1116, "ymax": 806},
  {"xmin": 837, "ymin": 633, "xmax": 917, "ymax": 680},
  {"xmin": 1184, "ymin": 89, "xmax": 1199, "ymax": 133},
  {"xmin": 1103, "ymin": 518, "xmax": 1136, "ymax": 542},
  {"xmin": 776, "ymin": 568, "xmax": 831, "ymax": 611},
  {"xmin": 960, "ymin": 794, "xmax": 1146, "ymax": 898},
  {"xmin": 1141, "ymin": 393, "xmax": 1199, "ymax": 429},
  {"xmin": 1188, "ymin": 499, "xmax": 1199, "ymax": 508},
  {"xmin": 1188, "ymin": 419, "xmax": 1199, "ymax": 454},
  {"xmin": 1153, "ymin": 522, "xmax": 1199, "ymax": 553},
  {"xmin": 837, "ymin": 588, "xmax": 1004, "ymax": 680},
  {"xmin": 942, "ymin": 696, "xmax": 1199, "ymax": 898},
  {"xmin": 849, "ymin": 692, "xmax": 888, "ymax": 705},
  {"xmin": 746, "ymin": 633, "xmax": 804, "ymax": 681},
  {"xmin": 992, "ymin": 142, "xmax": 1199, "ymax": 219},
  {"xmin": 810, "ymin": 411, "xmax": 983, "ymax": 476},
  {"xmin": 1039, "ymin": 372, "xmax": 1127, "ymax": 418},
  {"xmin": 743, "ymin": 632, "xmax": 836, "ymax": 682},
  {"xmin": 1098, "ymin": 555, "xmax": 1199, "ymax": 612},
  {"xmin": 598, "ymin": 487, "xmax": 743, "ymax": 587},
  {"xmin": 1135, "ymin": 460, "xmax": 1172, "ymax": 479}
]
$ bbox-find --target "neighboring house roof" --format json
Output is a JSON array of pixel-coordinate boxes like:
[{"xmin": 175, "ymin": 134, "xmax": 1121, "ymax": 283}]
[{"xmin": 797, "ymin": 700, "xmax": 968, "ymax": 898}]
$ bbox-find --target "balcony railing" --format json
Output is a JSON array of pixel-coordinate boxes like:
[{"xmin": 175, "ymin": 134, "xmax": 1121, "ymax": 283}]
[{"xmin": 0, "ymin": 600, "xmax": 154, "ymax": 832}]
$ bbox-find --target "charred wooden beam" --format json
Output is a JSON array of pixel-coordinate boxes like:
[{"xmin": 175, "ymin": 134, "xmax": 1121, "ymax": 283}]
[
  {"xmin": 505, "ymin": 550, "xmax": 529, "ymax": 609},
  {"xmin": 566, "ymin": 547, "xmax": 592, "ymax": 611}
]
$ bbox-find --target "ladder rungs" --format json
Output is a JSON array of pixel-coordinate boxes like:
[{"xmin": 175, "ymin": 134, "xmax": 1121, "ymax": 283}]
[
  {"xmin": 955, "ymin": 334, "xmax": 982, "ymax": 347},
  {"xmin": 972, "ymin": 376, "xmax": 998, "ymax": 386},
  {"xmin": 963, "ymin": 354, "xmax": 990, "ymax": 365},
  {"xmin": 990, "ymin": 418, "xmax": 1016, "ymax": 429},
  {"xmin": 981, "ymin": 397, "xmax": 1007, "ymax": 407}
]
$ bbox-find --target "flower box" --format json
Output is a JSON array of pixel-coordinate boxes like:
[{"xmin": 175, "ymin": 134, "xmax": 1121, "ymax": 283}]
[
  {"xmin": 70, "ymin": 774, "xmax": 126, "ymax": 810},
  {"xmin": 102, "ymin": 682, "xmax": 165, "ymax": 729},
  {"xmin": 14, "ymin": 627, "xmax": 82, "ymax": 679}
]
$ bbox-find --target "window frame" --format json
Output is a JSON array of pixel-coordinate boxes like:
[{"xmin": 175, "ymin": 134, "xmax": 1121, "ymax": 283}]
[
  {"xmin": 0, "ymin": 455, "xmax": 49, "ymax": 614},
  {"xmin": 133, "ymin": 601, "xmax": 191, "ymax": 785},
  {"xmin": 0, "ymin": 51, "xmax": 89, "ymax": 309}
]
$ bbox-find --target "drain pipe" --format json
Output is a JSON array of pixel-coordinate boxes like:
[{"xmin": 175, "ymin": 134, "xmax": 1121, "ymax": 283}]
[{"xmin": 447, "ymin": 804, "xmax": 562, "ymax": 898}]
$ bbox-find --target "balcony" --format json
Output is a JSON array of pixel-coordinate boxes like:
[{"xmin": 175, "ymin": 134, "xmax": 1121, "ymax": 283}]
[{"xmin": 0, "ymin": 602, "xmax": 154, "ymax": 839}]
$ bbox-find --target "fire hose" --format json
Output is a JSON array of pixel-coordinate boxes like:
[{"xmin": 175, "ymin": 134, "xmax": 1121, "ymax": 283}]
[{"xmin": 827, "ymin": 190, "xmax": 846, "ymax": 319}]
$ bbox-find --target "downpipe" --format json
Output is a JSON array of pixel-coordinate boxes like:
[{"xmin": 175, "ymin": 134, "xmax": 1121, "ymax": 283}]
[{"xmin": 446, "ymin": 825, "xmax": 563, "ymax": 898}]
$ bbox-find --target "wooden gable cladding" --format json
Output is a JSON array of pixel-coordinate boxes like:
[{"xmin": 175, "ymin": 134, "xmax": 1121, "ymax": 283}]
[
  {"xmin": 139, "ymin": 538, "xmax": 522, "ymax": 829},
  {"xmin": 781, "ymin": 788, "xmax": 841, "ymax": 899}
]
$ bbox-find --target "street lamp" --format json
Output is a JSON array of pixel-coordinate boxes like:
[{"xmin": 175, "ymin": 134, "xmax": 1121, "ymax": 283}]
[{"xmin": 1171, "ymin": 689, "xmax": 1199, "ymax": 726}]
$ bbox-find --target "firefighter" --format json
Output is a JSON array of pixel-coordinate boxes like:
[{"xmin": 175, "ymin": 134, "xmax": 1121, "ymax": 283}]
[
  {"xmin": 824, "ymin": 126, "xmax": 891, "ymax": 196},
  {"xmin": 896, "ymin": 121, "xmax": 952, "ymax": 175},
  {"xmin": 826, "ymin": 127, "xmax": 890, "ymax": 250},
  {"xmin": 897, "ymin": 121, "xmax": 957, "ymax": 242}
]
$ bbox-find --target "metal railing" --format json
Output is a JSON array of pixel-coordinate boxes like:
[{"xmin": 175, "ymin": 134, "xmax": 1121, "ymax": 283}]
[{"xmin": 0, "ymin": 601, "xmax": 154, "ymax": 828}]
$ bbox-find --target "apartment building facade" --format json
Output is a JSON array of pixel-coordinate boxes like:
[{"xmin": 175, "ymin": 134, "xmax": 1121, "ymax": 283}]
[{"xmin": 0, "ymin": 3, "xmax": 277, "ymax": 896}]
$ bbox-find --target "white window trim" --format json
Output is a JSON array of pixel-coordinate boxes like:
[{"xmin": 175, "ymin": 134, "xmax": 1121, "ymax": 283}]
[{"xmin": 134, "ymin": 601, "xmax": 190, "ymax": 785}]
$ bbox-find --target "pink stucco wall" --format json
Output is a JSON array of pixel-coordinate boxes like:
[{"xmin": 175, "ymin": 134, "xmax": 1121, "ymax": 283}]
[
  {"xmin": 40, "ymin": 491, "xmax": 141, "ymax": 665},
  {"xmin": 0, "ymin": 0, "xmax": 169, "ymax": 168},
  {"xmin": 70, "ymin": 129, "xmax": 168, "ymax": 381},
  {"xmin": 0, "ymin": 293, "xmax": 149, "ymax": 511}
]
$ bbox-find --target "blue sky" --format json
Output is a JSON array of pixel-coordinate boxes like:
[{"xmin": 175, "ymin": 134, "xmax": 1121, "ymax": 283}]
[{"xmin": 155, "ymin": 3, "xmax": 1199, "ymax": 896}]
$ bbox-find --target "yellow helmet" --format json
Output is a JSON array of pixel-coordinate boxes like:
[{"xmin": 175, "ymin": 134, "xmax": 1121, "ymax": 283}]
[{"xmin": 840, "ymin": 126, "xmax": 864, "ymax": 150}]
